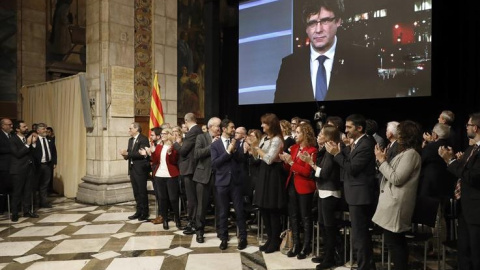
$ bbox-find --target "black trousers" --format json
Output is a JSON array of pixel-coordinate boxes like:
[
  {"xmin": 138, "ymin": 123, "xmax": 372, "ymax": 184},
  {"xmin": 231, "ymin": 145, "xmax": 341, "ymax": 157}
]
[
  {"xmin": 216, "ymin": 182, "xmax": 246, "ymax": 240},
  {"xmin": 383, "ymin": 229, "xmax": 408, "ymax": 270},
  {"xmin": 11, "ymin": 165, "xmax": 34, "ymax": 215},
  {"xmin": 287, "ymin": 181, "xmax": 313, "ymax": 243},
  {"xmin": 195, "ymin": 177, "xmax": 214, "ymax": 231},
  {"xmin": 458, "ymin": 213, "xmax": 480, "ymax": 270},
  {"xmin": 153, "ymin": 176, "xmax": 179, "ymax": 218},
  {"xmin": 0, "ymin": 171, "xmax": 12, "ymax": 213},
  {"xmin": 349, "ymin": 204, "xmax": 374, "ymax": 270},
  {"xmin": 37, "ymin": 163, "xmax": 53, "ymax": 205},
  {"xmin": 318, "ymin": 195, "xmax": 340, "ymax": 227},
  {"xmin": 183, "ymin": 174, "xmax": 197, "ymax": 222},
  {"xmin": 130, "ymin": 169, "xmax": 149, "ymax": 215},
  {"xmin": 260, "ymin": 208, "xmax": 282, "ymax": 243}
]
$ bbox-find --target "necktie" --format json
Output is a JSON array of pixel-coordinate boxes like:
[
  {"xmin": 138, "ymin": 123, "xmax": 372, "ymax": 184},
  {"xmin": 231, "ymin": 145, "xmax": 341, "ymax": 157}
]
[
  {"xmin": 350, "ymin": 143, "xmax": 356, "ymax": 153},
  {"xmin": 454, "ymin": 144, "xmax": 479, "ymax": 200},
  {"xmin": 43, "ymin": 138, "xmax": 50, "ymax": 162},
  {"xmin": 315, "ymin": 55, "xmax": 328, "ymax": 101},
  {"xmin": 225, "ymin": 139, "xmax": 230, "ymax": 150},
  {"xmin": 22, "ymin": 137, "xmax": 26, "ymax": 144}
]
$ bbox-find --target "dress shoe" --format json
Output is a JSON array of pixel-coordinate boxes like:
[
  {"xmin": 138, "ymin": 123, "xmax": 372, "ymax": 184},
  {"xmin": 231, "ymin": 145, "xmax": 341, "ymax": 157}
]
[
  {"xmin": 287, "ymin": 244, "xmax": 301, "ymax": 257},
  {"xmin": 128, "ymin": 213, "xmax": 141, "ymax": 220},
  {"xmin": 163, "ymin": 220, "xmax": 169, "ymax": 230},
  {"xmin": 237, "ymin": 238, "xmax": 248, "ymax": 250},
  {"xmin": 138, "ymin": 214, "xmax": 150, "ymax": 221},
  {"xmin": 151, "ymin": 216, "xmax": 164, "ymax": 224},
  {"xmin": 315, "ymin": 261, "xmax": 335, "ymax": 270},
  {"xmin": 264, "ymin": 238, "xmax": 281, "ymax": 254},
  {"xmin": 196, "ymin": 234, "xmax": 205, "ymax": 243},
  {"xmin": 11, "ymin": 214, "xmax": 19, "ymax": 222},
  {"xmin": 219, "ymin": 239, "xmax": 228, "ymax": 250},
  {"xmin": 40, "ymin": 204, "xmax": 53, "ymax": 208},
  {"xmin": 24, "ymin": 211, "xmax": 39, "ymax": 218},
  {"xmin": 175, "ymin": 220, "xmax": 184, "ymax": 230},
  {"xmin": 311, "ymin": 256, "xmax": 323, "ymax": 264},
  {"xmin": 183, "ymin": 223, "xmax": 196, "ymax": 235},
  {"xmin": 297, "ymin": 247, "xmax": 312, "ymax": 260}
]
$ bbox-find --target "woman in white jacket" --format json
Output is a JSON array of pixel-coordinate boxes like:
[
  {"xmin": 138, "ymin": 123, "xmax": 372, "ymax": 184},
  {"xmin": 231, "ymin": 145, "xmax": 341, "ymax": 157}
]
[{"xmin": 372, "ymin": 120, "xmax": 423, "ymax": 270}]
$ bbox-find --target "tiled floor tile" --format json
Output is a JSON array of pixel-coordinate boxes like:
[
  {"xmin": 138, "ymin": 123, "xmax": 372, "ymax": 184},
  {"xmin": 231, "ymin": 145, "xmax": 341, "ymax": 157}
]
[
  {"xmin": 45, "ymin": 234, "xmax": 70, "ymax": 241},
  {"xmin": 239, "ymin": 245, "xmax": 258, "ymax": 254},
  {"xmin": 121, "ymin": 235, "xmax": 174, "ymax": 251},
  {"xmin": 46, "ymin": 238, "xmax": 110, "ymax": 255},
  {"xmin": 25, "ymin": 259, "xmax": 90, "ymax": 270},
  {"xmin": 38, "ymin": 214, "xmax": 86, "ymax": 223},
  {"xmin": 73, "ymin": 224, "xmax": 124, "ymax": 235},
  {"xmin": 185, "ymin": 253, "xmax": 242, "ymax": 270},
  {"xmin": 111, "ymin": 232, "xmax": 135, "ymax": 239},
  {"xmin": 12, "ymin": 222, "xmax": 34, "ymax": 228},
  {"xmin": 93, "ymin": 212, "xmax": 135, "ymax": 222},
  {"xmin": 0, "ymin": 263, "xmax": 8, "ymax": 269},
  {"xmin": 0, "ymin": 227, "xmax": 7, "ymax": 233},
  {"xmin": 0, "ymin": 217, "xmax": 27, "ymax": 224},
  {"xmin": 68, "ymin": 206, "xmax": 98, "ymax": 212},
  {"xmin": 89, "ymin": 210, "xmax": 107, "ymax": 215},
  {"xmin": 70, "ymin": 221, "xmax": 91, "ymax": 226},
  {"xmin": 263, "ymin": 251, "xmax": 317, "ymax": 269},
  {"xmin": 13, "ymin": 254, "xmax": 43, "ymax": 264},
  {"xmin": 106, "ymin": 256, "xmax": 164, "ymax": 270},
  {"xmin": 163, "ymin": 246, "xmax": 193, "ymax": 257},
  {"xmin": 0, "ymin": 241, "xmax": 42, "ymax": 256},
  {"xmin": 10, "ymin": 225, "xmax": 67, "ymax": 237},
  {"xmin": 91, "ymin": 251, "xmax": 121, "ymax": 260}
]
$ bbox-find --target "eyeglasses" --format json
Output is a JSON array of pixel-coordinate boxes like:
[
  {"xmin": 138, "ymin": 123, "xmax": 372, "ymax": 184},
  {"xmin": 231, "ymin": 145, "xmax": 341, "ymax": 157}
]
[
  {"xmin": 466, "ymin": 123, "xmax": 477, "ymax": 128},
  {"xmin": 306, "ymin": 17, "xmax": 336, "ymax": 28}
]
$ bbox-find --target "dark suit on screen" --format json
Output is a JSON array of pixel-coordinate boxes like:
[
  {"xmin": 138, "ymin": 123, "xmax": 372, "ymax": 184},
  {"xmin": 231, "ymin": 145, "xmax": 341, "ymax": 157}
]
[
  {"xmin": 447, "ymin": 143, "xmax": 480, "ymax": 270},
  {"xmin": 211, "ymin": 138, "xmax": 247, "ymax": 241},
  {"xmin": 333, "ymin": 135, "xmax": 376, "ymax": 270},
  {"xmin": 126, "ymin": 134, "xmax": 151, "ymax": 216},
  {"xmin": 9, "ymin": 135, "xmax": 35, "ymax": 216},
  {"xmin": 274, "ymin": 43, "xmax": 378, "ymax": 103}
]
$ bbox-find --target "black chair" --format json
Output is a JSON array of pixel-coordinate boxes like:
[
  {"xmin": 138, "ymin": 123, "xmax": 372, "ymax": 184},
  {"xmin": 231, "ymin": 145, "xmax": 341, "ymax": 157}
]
[
  {"xmin": 442, "ymin": 198, "xmax": 458, "ymax": 270},
  {"xmin": 406, "ymin": 196, "xmax": 441, "ymax": 270}
]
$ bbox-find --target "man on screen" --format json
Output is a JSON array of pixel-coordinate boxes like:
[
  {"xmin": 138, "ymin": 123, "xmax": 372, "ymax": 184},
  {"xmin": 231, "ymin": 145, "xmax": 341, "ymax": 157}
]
[{"xmin": 274, "ymin": 0, "xmax": 378, "ymax": 103}]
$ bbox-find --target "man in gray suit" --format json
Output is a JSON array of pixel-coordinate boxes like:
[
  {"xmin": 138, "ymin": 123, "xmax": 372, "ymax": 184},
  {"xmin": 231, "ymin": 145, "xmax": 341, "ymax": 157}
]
[
  {"xmin": 326, "ymin": 114, "xmax": 376, "ymax": 270},
  {"xmin": 193, "ymin": 117, "xmax": 221, "ymax": 243},
  {"xmin": 173, "ymin": 112, "xmax": 203, "ymax": 234}
]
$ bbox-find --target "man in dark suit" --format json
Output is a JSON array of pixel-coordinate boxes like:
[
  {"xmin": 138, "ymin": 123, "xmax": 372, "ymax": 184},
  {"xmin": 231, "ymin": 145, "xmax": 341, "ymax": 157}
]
[
  {"xmin": 326, "ymin": 114, "xmax": 376, "ymax": 270},
  {"xmin": 0, "ymin": 118, "xmax": 13, "ymax": 213},
  {"xmin": 439, "ymin": 112, "xmax": 480, "ymax": 270},
  {"xmin": 173, "ymin": 112, "xmax": 203, "ymax": 234},
  {"xmin": 274, "ymin": 0, "xmax": 378, "ymax": 103},
  {"xmin": 9, "ymin": 120, "xmax": 39, "ymax": 222},
  {"xmin": 32, "ymin": 123, "xmax": 57, "ymax": 208},
  {"xmin": 192, "ymin": 116, "xmax": 221, "ymax": 243},
  {"xmin": 211, "ymin": 118, "xmax": 248, "ymax": 250},
  {"xmin": 120, "ymin": 122, "xmax": 151, "ymax": 221},
  {"xmin": 385, "ymin": 121, "xmax": 399, "ymax": 162}
]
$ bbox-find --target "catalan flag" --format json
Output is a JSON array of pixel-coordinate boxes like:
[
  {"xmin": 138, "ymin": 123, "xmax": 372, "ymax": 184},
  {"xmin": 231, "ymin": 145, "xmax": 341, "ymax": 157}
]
[{"xmin": 149, "ymin": 73, "xmax": 164, "ymax": 129}]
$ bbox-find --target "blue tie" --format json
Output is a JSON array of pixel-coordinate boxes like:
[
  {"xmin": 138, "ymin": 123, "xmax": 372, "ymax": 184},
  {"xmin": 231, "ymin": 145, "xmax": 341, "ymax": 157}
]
[{"xmin": 315, "ymin": 55, "xmax": 328, "ymax": 101}]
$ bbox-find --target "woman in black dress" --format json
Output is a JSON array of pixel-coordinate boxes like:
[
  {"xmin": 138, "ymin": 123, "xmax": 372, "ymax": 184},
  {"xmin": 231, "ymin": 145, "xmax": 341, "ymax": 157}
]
[{"xmin": 250, "ymin": 113, "xmax": 286, "ymax": 253}]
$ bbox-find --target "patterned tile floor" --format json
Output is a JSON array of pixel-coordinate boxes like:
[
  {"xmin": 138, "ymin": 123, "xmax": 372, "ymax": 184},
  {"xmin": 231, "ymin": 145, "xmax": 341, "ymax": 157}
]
[{"xmin": 0, "ymin": 196, "xmax": 457, "ymax": 270}]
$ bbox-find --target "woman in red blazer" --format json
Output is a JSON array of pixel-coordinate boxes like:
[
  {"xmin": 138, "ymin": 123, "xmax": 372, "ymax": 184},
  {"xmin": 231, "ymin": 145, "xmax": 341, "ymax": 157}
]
[
  {"xmin": 280, "ymin": 123, "xmax": 317, "ymax": 259},
  {"xmin": 148, "ymin": 128, "xmax": 180, "ymax": 230}
]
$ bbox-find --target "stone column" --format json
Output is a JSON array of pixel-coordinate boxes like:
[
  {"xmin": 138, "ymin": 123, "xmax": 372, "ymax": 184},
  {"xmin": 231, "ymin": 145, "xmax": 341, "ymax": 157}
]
[
  {"xmin": 17, "ymin": 0, "xmax": 46, "ymax": 118},
  {"xmin": 77, "ymin": 0, "xmax": 177, "ymax": 205},
  {"xmin": 76, "ymin": 0, "xmax": 136, "ymax": 204},
  {"xmin": 153, "ymin": 0, "xmax": 178, "ymax": 124}
]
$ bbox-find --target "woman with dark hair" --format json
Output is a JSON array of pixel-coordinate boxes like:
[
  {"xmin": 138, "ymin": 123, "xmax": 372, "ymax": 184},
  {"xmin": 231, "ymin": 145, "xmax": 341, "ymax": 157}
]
[
  {"xmin": 280, "ymin": 123, "xmax": 317, "ymax": 259},
  {"xmin": 301, "ymin": 124, "xmax": 343, "ymax": 269},
  {"xmin": 280, "ymin": 120, "xmax": 296, "ymax": 153},
  {"xmin": 372, "ymin": 120, "xmax": 422, "ymax": 270},
  {"xmin": 250, "ymin": 113, "xmax": 286, "ymax": 253}
]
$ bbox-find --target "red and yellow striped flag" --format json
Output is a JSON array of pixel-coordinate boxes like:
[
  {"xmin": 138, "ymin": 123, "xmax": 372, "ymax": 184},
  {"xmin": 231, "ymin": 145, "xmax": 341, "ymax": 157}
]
[{"xmin": 149, "ymin": 73, "xmax": 164, "ymax": 129}]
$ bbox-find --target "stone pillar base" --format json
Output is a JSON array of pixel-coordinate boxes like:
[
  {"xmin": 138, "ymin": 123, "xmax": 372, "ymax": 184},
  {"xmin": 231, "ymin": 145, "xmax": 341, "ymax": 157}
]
[{"xmin": 76, "ymin": 175, "xmax": 134, "ymax": 205}]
